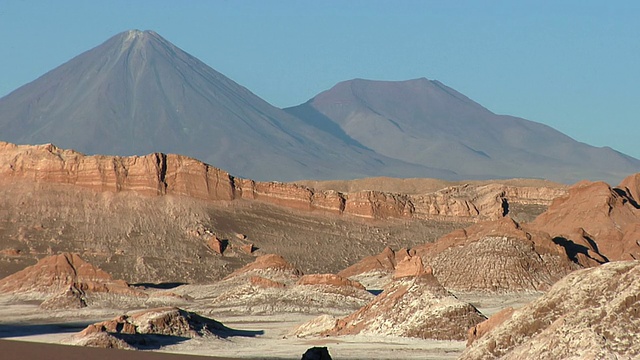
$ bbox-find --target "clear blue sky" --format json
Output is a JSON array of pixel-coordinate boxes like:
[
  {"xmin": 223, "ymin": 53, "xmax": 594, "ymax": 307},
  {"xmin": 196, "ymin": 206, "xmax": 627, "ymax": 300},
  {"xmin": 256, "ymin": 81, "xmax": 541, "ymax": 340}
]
[{"xmin": 1, "ymin": 1, "xmax": 639, "ymax": 158}]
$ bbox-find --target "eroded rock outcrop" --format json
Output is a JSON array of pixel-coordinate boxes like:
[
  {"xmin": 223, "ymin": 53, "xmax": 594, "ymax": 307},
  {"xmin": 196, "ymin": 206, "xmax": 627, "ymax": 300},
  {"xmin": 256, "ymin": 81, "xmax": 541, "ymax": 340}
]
[
  {"xmin": 235, "ymin": 179, "xmax": 345, "ymax": 213},
  {"xmin": 0, "ymin": 142, "xmax": 235, "ymax": 199},
  {"xmin": 338, "ymin": 246, "xmax": 401, "ymax": 278},
  {"xmin": 619, "ymin": 172, "xmax": 640, "ymax": 206},
  {"xmin": 206, "ymin": 235, "xmax": 226, "ymax": 255},
  {"xmin": 337, "ymin": 246, "xmax": 411, "ymax": 289},
  {"xmin": 0, "ymin": 248, "xmax": 21, "ymax": 257},
  {"xmin": 0, "ymin": 141, "xmax": 566, "ymax": 222},
  {"xmin": 322, "ymin": 257, "xmax": 486, "ymax": 340},
  {"xmin": 225, "ymin": 254, "xmax": 304, "ymax": 282},
  {"xmin": 461, "ymin": 261, "xmax": 640, "ymax": 360},
  {"xmin": 296, "ymin": 274, "xmax": 365, "ymax": 290},
  {"xmin": 414, "ymin": 217, "xmax": 579, "ymax": 292},
  {"xmin": 391, "ymin": 254, "xmax": 427, "ymax": 279},
  {"xmin": 241, "ymin": 243, "xmax": 255, "ymax": 254},
  {"xmin": 290, "ymin": 314, "xmax": 340, "ymax": 338},
  {"xmin": 172, "ymin": 255, "xmax": 372, "ymax": 316},
  {"xmin": 68, "ymin": 307, "xmax": 232, "ymax": 349},
  {"xmin": 69, "ymin": 331, "xmax": 134, "ymax": 350},
  {"xmin": 88, "ymin": 307, "xmax": 226, "ymax": 338},
  {"xmin": 532, "ymin": 178, "xmax": 640, "ymax": 266},
  {"xmin": 249, "ymin": 276, "xmax": 287, "ymax": 288},
  {"xmin": 343, "ymin": 217, "xmax": 579, "ymax": 293},
  {"xmin": 0, "ymin": 252, "xmax": 144, "ymax": 306},
  {"xmin": 206, "ymin": 279, "xmax": 372, "ymax": 316},
  {"xmin": 467, "ymin": 307, "xmax": 515, "ymax": 346},
  {"xmin": 39, "ymin": 284, "xmax": 88, "ymax": 310}
]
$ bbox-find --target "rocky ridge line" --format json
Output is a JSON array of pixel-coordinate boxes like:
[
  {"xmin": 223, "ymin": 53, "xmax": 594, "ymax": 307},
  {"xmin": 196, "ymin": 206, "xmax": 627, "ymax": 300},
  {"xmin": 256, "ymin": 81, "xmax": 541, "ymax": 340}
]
[{"xmin": 0, "ymin": 141, "xmax": 564, "ymax": 222}]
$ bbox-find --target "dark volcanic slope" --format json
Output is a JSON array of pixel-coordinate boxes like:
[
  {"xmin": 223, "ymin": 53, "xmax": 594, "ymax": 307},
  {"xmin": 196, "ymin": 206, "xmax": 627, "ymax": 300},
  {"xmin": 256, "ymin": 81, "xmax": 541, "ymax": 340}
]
[
  {"xmin": 287, "ymin": 78, "xmax": 640, "ymax": 184},
  {"xmin": 0, "ymin": 30, "xmax": 450, "ymax": 182}
]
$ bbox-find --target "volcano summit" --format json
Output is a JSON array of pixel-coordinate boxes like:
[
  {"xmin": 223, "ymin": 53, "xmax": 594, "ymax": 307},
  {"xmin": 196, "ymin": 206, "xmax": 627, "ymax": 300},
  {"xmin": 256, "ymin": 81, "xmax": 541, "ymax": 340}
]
[{"xmin": 0, "ymin": 30, "xmax": 444, "ymax": 182}]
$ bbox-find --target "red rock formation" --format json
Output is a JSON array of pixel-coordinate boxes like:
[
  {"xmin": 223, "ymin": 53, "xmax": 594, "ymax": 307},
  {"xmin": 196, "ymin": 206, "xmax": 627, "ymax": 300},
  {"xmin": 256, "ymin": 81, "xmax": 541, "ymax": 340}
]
[
  {"xmin": 467, "ymin": 307, "xmax": 515, "ymax": 346},
  {"xmin": 296, "ymin": 274, "xmax": 365, "ymax": 290},
  {"xmin": 70, "ymin": 331, "xmax": 134, "ymax": 349},
  {"xmin": 226, "ymin": 254, "xmax": 303, "ymax": 279},
  {"xmin": 337, "ymin": 246, "xmax": 398, "ymax": 279},
  {"xmin": 241, "ymin": 244, "xmax": 255, "ymax": 254},
  {"xmin": 0, "ymin": 248, "xmax": 21, "ymax": 256},
  {"xmin": 81, "ymin": 315, "xmax": 137, "ymax": 336},
  {"xmin": 392, "ymin": 255, "xmax": 429, "ymax": 280},
  {"xmin": 291, "ymin": 314, "xmax": 340, "ymax": 338},
  {"xmin": 343, "ymin": 191, "xmax": 414, "ymax": 219},
  {"xmin": 461, "ymin": 261, "xmax": 640, "ymax": 359},
  {"xmin": 411, "ymin": 184, "xmax": 496, "ymax": 220},
  {"xmin": 81, "ymin": 307, "xmax": 227, "ymax": 338},
  {"xmin": 130, "ymin": 307, "xmax": 227, "ymax": 337},
  {"xmin": 208, "ymin": 270, "xmax": 372, "ymax": 315},
  {"xmin": 394, "ymin": 248, "xmax": 413, "ymax": 263},
  {"xmin": 249, "ymin": 276, "xmax": 286, "ymax": 288},
  {"xmin": 413, "ymin": 217, "xmax": 578, "ymax": 292},
  {"xmin": 70, "ymin": 307, "xmax": 230, "ymax": 349},
  {"xmin": 207, "ymin": 235, "xmax": 226, "ymax": 255},
  {"xmin": 502, "ymin": 185, "xmax": 566, "ymax": 206},
  {"xmin": 324, "ymin": 256, "xmax": 485, "ymax": 340},
  {"xmin": 619, "ymin": 173, "xmax": 640, "ymax": 205},
  {"xmin": 531, "ymin": 179, "xmax": 640, "ymax": 265},
  {"xmin": 39, "ymin": 285, "xmax": 88, "ymax": 310},
  {"xmin": 0, "ymin": 252, "xmax": 140, "ymax": 298},
  {"xmin": 0, "ymin": 141, "xmax": 566, "ymax": 222},
  {"xmin": 0, "ymin": 142, "xmax": 235, "ymax": 199}
]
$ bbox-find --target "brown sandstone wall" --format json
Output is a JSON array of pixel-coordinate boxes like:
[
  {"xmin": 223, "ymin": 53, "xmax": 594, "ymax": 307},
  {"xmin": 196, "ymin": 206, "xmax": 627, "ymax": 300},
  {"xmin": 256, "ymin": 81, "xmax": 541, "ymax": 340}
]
[{"xmin": 0, "ymin": 141, "xmax": 566, "ymax": 222}]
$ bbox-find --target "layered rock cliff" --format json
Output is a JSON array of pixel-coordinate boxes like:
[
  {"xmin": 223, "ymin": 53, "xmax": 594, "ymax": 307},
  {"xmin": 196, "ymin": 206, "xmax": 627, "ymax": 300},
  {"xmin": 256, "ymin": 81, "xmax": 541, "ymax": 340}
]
[{"xmin": 0, "ymin": 141, "xmax": 565, "ymax": 222}]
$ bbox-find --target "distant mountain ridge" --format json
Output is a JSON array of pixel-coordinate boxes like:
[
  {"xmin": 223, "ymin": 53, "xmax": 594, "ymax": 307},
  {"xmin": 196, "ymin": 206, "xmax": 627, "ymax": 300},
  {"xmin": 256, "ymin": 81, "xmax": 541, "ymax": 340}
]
[
  {"xmin": 0, "ymin": 29, "xmax": 638, "ymax": 183},
  {"xmin": 0, "ymin": 30, "xmax": 448, "ymax": 182},
  {"xmin": 286, "ymin": 78, "xmax": 640, "ymax": 184}
]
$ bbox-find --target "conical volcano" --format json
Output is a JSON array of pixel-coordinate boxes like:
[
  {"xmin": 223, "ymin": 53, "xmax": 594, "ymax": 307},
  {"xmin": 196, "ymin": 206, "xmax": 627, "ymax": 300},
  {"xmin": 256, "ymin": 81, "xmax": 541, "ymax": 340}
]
[{"xmin": 0, "ymin": 30, "xmax": 450, "ymax": 181}]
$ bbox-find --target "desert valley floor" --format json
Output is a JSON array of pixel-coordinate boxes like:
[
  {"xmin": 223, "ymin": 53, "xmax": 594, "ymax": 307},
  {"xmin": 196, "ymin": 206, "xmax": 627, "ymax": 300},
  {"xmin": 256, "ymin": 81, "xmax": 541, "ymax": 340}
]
[
  {"xmin": 0, "ymin": 292, "xmax": 542, "ymax": 359},
  {"xmin": 0, "ymin": 143, "xmax": 639, "ymax": 359}
]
